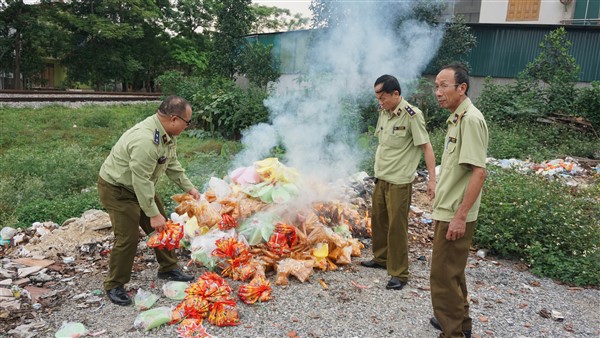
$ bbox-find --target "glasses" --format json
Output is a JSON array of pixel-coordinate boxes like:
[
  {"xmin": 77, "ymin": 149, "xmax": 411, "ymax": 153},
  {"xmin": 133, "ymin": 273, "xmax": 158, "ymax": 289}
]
[
  {"xmin": 171, "ymin": 114, "xmax": 191, "ymax": 126},
  {"xmin": 433, "ymin": 83, "xmax": 460, "ymax": 93}
]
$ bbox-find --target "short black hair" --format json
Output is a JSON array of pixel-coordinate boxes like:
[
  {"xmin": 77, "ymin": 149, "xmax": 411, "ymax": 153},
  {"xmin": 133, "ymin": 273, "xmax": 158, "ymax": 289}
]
[
  {"xmin": 158, "ymin": 95, "xmax": 190, "ymax": 117},
  {"xmin": 374, "ymin": 74, "xmax": 401, "ymax": 96},
  {"xmin": 441, "ymin": 62, "xmax": 470, "ymax": 95}
]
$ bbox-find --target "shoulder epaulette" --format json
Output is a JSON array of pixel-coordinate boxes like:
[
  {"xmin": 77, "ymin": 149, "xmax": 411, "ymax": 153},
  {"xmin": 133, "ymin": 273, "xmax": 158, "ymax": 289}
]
[{"xmin": 405, "ymin": 106, "xmax": 417, "ymax": 117}]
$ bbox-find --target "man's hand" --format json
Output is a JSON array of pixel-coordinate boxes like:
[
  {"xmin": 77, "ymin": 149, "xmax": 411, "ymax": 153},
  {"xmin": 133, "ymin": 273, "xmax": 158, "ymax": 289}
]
[
  {"xmin": 446, "ymin": 217, "xmax": 466, "ymax": 241},
  {"xmin": 150, "ymin": 214, "xmax": 167, "ymax": 233},
  {"xmin": 426, "ymin": 180, "xmax": 436, "ymax": 200},
  {"xmin": 188, "ymin": 188, "xmax": 201, "ymax": 200}
]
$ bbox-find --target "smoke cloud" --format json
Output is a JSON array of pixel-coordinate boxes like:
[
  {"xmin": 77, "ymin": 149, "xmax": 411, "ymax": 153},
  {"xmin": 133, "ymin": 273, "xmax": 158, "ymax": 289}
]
[{"xmin": 233, "ymin": 1, "xmax": 443, "ymax": 201}]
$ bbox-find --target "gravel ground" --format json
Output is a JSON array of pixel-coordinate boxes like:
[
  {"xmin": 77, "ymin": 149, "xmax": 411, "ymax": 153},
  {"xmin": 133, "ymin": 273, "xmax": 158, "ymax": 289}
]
[{"xmin": 27, "ymin": 241, "xmax": 599, "ymax": 338}]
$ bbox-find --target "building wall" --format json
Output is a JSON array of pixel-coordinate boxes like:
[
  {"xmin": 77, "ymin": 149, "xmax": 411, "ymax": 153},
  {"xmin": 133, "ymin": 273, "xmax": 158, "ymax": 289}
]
[{"xmin": 479, "ymin": 0, "xmax": 575, "ymax": 24}]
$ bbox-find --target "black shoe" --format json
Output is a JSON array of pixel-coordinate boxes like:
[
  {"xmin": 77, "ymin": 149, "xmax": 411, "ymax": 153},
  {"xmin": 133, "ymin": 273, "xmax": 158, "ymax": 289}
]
[
  {"xmin": 430, "ymin": 317, "xmax": 471, "ymax": 338},
  {"xmin": 106, "ymin": 286, "xmax": 131, "ymax": 306},
  {"xmin": 157, "ymin": 268, "xmax": 194, "ymax": 282},
  {"xmin": 360, "ymin": 259, "xmax": 386, "ymax": 269},
  {"xmin": 385, "ymin": 277, "xmax": 407, "ymax": 290}
]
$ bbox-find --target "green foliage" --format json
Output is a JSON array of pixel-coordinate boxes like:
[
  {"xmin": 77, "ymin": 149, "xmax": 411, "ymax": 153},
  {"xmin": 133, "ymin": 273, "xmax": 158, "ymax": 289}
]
[
  {"xmin": 477, "ymin": 168, "xmax": 600, "ymax": 286},
  {"xmin": 250, "ymin": 4, "xmax": 309, "ymax": 33},
  {"xmin": 476, "ymin": 77, "xmax": 543, "ymax": 124},
  {"xmin": 57, "ymin": 0, "xmax": 166, "ymax": 90},
  {"xmin": 574, "ymin": 82, "xmax": 600, "ymax": 130},
  {"xmin": 520, "ymin": 27, "xmax": 581, "ymax": 116},
  {"xmin": 208, "ymin": 0, "xmax": 254, "ymax": 79},
  {"xmin": 431, "ymin": 15, "xmax": 477, "ymax": 70},
  {"xmin": 238, "ymin": 42, "xmax": 280, "ymax": 88},
  {"xmin": 160, "ymin": 76, "xmax": 269, "ymax": 139},
  {"xmin": 0, "ymin": 0, "xmax": 65, "ymax": 89},
  {"xmin": 194, "ymin": 80, "xmax": 270, "ymax": 139},
  {"xmin": 411, "ymin": 0, "xmax": 446, "ymax": 25}
]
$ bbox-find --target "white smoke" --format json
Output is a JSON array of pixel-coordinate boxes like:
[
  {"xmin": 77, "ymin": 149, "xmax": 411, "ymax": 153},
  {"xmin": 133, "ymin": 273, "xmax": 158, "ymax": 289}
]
[{"xmin": 234, "ymin": 1, "xmax": 443, "ymax": 196}]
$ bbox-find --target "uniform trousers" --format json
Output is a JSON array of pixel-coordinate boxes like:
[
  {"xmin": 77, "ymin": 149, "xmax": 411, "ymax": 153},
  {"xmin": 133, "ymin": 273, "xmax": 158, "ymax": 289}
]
[
  {"xmin": 98, "ymin": 177, "xmax": 178, "ymax": 291},
  {"xmin": 370, "ymin": 179, "xmax": 412, "ymax": 281},
  {"xmin": 430, "ymin": 220, "xmax": 476, "ymax": 338}
]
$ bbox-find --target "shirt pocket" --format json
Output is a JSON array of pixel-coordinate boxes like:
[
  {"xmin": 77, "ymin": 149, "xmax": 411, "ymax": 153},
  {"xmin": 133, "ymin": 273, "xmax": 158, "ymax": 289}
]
[
  {"xmin": 444, "ymin": 128, "xmax": 459, "ymax": 154},
  {"xmin": 150, "ymin": 151, "xmax": 169, "ymax": 181},
  {"xmin": 383, "ymin": 125, "xmax": 408, "ymax": 148}
]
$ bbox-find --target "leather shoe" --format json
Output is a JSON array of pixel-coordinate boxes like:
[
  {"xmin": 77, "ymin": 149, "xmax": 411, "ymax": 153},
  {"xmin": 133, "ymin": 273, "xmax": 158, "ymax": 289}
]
[
  {"xmin": 157, "ymin": 268, "xmax": 194, "ymax": 282},
  {"xmin": 360, "ymin": 259, "xmax": 386, "ymax": 269},
  {"xmin": 430, "ymin": 317, "xmax": 471, "ymax": 338},
  {"xmin": 106, "ymin": 286, "xmax": 131, "ymax": 306},
  {"xmin": 385, "ymin": 277, "xmax": 407, "ymax": 290}
]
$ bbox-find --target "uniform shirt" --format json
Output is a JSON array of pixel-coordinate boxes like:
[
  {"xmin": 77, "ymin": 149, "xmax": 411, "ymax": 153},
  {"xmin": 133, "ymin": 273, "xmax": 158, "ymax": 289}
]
[
  {"xmin": 374, "ymin": 98, "xmax": 430, "ymax": 185},
  {"xmin": 432, "ymin": 97, "xmax": 488, "ymax": 222},
  {"xmin": 99, "ymin": 114, "xmax": 194, "ymax": 218}
]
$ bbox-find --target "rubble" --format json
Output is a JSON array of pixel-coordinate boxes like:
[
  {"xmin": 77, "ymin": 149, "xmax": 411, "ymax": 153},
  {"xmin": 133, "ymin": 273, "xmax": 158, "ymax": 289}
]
[{"xmin": 487, "ymin": 156, "xmax": 599, "ymax": 187}]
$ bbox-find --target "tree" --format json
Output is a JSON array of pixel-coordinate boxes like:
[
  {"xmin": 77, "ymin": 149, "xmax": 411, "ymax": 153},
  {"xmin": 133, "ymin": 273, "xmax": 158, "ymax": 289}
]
[
  {"xmin": 520, "ymin": 27, "xmax": 581, "ymax": 115},
  {"xmin": 431, "ymin": 15, "xmax": 477, "ymax": 70},
  {"xmin": 309, "ymin": 0, "xmax": 347, "ymax": 29},
  {"xmin": 0, "ymin": 0, "xmax": 62, "ymax": 89},
  {"xmin": 55, "ymin": 0, "xmax": 164, "ymax": 91},
  {"xmin": 250, "ymin": 5, "xmax": 309, "ymax": 33},
  {"xmin": 208, "ymin": 0, "xmax": 254, "ymax": 79},
  {"xmin": 238, "ymin": 41, "xmax": 279, "ymax": 88}
]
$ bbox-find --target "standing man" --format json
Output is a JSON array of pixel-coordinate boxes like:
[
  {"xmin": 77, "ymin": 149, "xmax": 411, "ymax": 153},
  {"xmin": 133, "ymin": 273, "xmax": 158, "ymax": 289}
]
[
  {"xmin": 98, "ymin": 95, "xmax": 201, "ymax": 306},
  {"xmin": 362, "ymin": 74, "xmax": 436, "ymax": 290},
  {"xmin": 429, "ymin": 63, "xmax": 488, "ymax": 338}
]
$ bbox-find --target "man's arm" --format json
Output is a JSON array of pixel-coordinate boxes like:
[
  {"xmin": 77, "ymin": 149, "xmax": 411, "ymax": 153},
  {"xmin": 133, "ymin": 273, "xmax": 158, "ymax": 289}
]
[
  {"xmin": 420, "ymin": 143, "xmax": 436, "ymax": 200},
  {"xmin": 446, "ymin": 165, "xmax": 486, "ymax": 241}
]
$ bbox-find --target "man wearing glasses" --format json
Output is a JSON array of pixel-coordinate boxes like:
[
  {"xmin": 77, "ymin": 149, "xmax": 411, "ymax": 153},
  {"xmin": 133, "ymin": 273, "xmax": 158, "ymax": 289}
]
[
  {"xmin": 362, "ymin": 74, "xmax": 436, "ymax": 290},
  {"xmin": 98, "ymin": 95, "xmax": 201, "ymax": 306},
  {"xmin": 429, "ymin": 63, "xmax": 488, "ymax": 338}
]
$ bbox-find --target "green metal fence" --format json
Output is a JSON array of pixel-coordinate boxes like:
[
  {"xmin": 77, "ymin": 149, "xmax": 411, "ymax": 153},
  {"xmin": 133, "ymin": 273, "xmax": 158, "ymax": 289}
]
[
  {"xmin": 467, "ymin": 24, "xmax": 599, "ymax": 82},
  {"xmin": 247, "ymin": 24, "xmax": 600, "ymax": 82}
]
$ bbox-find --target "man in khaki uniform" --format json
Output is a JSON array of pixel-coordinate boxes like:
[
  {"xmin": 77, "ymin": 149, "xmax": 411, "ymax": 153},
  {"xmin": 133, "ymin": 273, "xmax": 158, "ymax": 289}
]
[
  {"xmin": 98, "ymin": 95, "xmax": 201, "ymax": 306},
  {"xmin": 361, "ymin": 74, "xmax": 436, "ymax": 290},
  {"xmin": 429, "ymin": 63, "xmax": 488, "ymax": 338}
]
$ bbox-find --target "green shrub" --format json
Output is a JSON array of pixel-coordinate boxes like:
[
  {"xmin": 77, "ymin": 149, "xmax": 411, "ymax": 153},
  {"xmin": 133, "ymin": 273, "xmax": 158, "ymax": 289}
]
[
  {"xmin": 477, "ymin": 168, "xmax": 600, "ymax": 286},
  {"xmin": 156, "ymin": 75, "xmax": 270, "ymax": 139},
  {"xmin": 574, "ymin": 81, "xmax": 600, "ymax": 131}
]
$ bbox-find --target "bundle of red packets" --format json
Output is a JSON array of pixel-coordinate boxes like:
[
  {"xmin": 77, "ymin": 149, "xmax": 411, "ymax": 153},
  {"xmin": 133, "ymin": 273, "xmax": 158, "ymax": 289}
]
[{"xmin": 147, "ymin": 220, "xmax": 184, "ymax": 250}]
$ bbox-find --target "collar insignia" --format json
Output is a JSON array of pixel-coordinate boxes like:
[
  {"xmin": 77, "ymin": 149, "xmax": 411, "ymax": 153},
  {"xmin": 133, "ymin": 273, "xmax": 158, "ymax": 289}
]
[{"xmin": 153, "ymin": 129, "xmax": 160, "ymax": 145}]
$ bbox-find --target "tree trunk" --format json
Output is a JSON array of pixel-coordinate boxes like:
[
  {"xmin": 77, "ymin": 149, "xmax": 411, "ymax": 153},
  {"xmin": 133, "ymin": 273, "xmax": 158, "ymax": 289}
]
[{"xmin": 14, "ymin": 30, "xmax": 22, "ymax": 90}]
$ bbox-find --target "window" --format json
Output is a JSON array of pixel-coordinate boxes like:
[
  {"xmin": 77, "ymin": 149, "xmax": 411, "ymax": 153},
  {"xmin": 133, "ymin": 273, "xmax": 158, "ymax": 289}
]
[
  {"xmin": 506, "ymin": 0, "xmax": 541, "ymax": 21},
  {"xmin": 573, "ymin": 0, "xmax": 600, "ymax": 25}
]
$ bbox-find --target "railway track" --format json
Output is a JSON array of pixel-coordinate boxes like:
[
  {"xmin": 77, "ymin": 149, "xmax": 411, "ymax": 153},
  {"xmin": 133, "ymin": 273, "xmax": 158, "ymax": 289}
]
[{"xmin": 0, "ymin": 90, "xmax": 162, "ymax": 103}]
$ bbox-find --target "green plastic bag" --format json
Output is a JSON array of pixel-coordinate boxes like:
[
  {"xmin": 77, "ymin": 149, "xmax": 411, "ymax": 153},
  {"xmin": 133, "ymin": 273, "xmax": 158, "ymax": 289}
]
[
  {"xmin": 55, "ymin": 322, "xmax": 87, "ymax": 338},
  {"xmin": 133, "ymin": 306, "xmax": 172, "ymax": 331}
]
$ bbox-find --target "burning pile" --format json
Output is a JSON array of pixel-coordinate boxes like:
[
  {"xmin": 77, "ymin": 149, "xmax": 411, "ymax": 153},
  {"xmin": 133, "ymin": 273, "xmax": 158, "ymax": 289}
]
[{"xmin": 159, "ymin": 157, "xmax": 371, "ymax": 332}]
